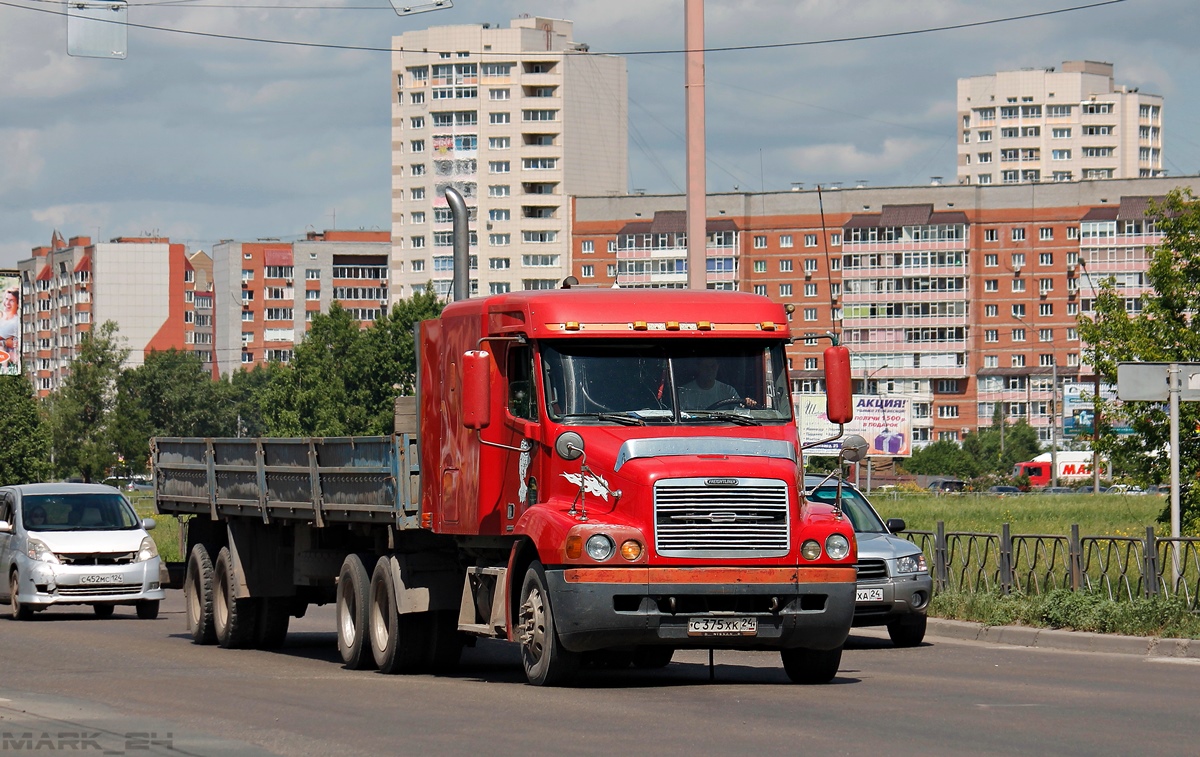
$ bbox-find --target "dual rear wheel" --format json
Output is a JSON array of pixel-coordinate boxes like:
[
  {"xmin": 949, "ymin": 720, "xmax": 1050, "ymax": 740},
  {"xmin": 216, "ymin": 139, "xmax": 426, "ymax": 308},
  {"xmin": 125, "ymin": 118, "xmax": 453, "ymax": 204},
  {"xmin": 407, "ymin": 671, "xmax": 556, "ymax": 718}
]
[{"xmin": 185, "ymin": 544, "xmax": 289, "ymax": 649}]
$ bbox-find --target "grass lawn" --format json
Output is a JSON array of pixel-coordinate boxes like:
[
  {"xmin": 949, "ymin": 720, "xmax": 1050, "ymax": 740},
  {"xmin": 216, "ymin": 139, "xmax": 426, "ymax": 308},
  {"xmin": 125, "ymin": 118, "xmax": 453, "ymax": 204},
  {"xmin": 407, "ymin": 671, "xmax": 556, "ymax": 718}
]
[
  {"xmin": 128, "ymin": 491, "xmax": 183, "ymax": 563},
  {"xmin": 864, "ymin": 492, "xmax": 1168, "ymax": 538}
]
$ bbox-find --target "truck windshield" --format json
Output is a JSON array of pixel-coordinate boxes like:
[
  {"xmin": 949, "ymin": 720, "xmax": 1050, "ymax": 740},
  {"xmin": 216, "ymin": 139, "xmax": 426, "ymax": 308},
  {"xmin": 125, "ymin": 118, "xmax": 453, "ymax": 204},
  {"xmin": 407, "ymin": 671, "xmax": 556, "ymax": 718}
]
[{"xmin": 541, "ymin": 340, "xmax": 792, "ymax": 425}]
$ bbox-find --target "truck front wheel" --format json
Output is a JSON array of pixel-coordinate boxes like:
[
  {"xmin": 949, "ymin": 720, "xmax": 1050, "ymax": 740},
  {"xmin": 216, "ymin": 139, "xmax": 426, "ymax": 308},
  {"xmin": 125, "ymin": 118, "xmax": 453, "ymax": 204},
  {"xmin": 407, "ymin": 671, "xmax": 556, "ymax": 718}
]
[
  {"xmin": 368, "ymin": 556, "xmax": 429, "ymax": 674},
  {"xmin": 184, "ymin": 544, "xmax": 215, "ymax": 644},
  {"xmin": 517, "ymin": 562, "xmax": 579, "ymax": 686},
  {"xmin": 780, "ymin": 645, "xmax": 842, "ymax": 684},
  {"xmin": 337, "ymin": 554, "xmax": 374, "ymax": 669},
  {"xmin": 213, "ymin": 546, "xmax": 258, "ymax": 649}
]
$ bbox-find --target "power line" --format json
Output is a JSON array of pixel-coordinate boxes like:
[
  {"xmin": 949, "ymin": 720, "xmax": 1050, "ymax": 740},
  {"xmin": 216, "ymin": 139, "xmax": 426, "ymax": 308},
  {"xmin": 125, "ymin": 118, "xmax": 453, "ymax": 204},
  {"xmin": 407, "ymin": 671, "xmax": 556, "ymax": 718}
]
[{"xmin": 1, "ymin": 0, "xmax": 1127, "ymax": 57}]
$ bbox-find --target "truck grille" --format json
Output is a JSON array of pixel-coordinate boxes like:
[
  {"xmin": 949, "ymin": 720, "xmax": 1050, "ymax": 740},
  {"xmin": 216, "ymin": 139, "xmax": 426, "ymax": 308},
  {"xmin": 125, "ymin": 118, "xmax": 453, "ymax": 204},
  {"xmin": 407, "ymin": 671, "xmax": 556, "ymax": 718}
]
[{"xmin": 654, "ymin": 477, "xmax": 790, "ymax": 558}]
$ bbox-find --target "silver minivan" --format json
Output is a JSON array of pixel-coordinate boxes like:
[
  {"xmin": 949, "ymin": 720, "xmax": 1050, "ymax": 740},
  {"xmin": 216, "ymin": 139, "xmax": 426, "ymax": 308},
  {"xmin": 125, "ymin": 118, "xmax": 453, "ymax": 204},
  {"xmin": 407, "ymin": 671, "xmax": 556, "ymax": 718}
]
[
  {"xmin": 804, "ymin": 476, "xmax": 932, "ymax": 646},
  {"xmin": 0, "ymin": 483, "xmax": 165, "ymax": 620}
]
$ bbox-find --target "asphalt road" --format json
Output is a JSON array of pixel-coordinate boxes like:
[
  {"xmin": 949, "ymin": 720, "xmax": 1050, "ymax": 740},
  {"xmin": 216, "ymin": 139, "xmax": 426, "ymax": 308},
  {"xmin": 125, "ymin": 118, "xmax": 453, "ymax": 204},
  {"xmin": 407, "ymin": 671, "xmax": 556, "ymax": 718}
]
[{"xmin": 1, "ymin": 590, "xmax": 1196, "ymax": 757}]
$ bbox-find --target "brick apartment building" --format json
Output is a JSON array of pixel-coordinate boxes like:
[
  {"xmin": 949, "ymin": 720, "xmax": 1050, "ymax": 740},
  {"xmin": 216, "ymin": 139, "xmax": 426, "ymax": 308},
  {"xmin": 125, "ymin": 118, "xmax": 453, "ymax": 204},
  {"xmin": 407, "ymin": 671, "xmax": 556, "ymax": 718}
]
[
  {"xmin": 17, "ymin": 232, "xmax": 206, "ymax": 397},
  {"xmin": 211, "ymin": 230, "xmax": 390, "ymax": 375},
  {"xmin": 572, "ymin": 176, "xmax": 1196, "ymax": 448}
]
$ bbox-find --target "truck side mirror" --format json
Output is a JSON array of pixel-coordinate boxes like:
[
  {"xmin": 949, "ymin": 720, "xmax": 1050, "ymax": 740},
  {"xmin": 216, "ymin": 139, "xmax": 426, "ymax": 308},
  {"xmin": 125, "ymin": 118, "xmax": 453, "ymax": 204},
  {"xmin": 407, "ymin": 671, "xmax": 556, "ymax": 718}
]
[
  {"xmin": 823, "ymin": 345, "xmax": 853, "ymax": 425},
  {"xmin": 462, "ymin": 350, "xmax": 491, "ymax": 429}
]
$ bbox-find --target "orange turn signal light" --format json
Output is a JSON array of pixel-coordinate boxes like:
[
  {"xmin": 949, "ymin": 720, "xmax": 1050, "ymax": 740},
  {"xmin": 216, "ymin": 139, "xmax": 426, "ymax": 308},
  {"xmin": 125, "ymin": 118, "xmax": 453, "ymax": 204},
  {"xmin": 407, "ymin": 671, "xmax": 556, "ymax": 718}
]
[
  {"xmin": 620, "ymin": 540, "xmax": 643, "ymax": 561},
  {"xmin": 565, "ymin": 535, "xmax": 583, "ymax": 559}
]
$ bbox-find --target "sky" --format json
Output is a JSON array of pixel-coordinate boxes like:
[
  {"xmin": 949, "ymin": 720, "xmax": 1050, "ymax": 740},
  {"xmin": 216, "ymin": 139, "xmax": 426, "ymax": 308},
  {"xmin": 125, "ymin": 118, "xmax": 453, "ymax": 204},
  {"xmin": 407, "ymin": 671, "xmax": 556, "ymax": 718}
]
[{"xmin": 2, "ymin": 0, "xmax": 1198, "ymax": 266}]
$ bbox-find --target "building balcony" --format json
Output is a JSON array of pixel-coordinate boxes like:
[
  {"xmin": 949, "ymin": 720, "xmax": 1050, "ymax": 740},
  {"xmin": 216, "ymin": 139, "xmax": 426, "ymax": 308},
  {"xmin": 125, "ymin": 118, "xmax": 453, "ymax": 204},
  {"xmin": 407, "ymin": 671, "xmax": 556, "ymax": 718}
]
[
  {"xmin": 841, "ymin": 264, "xmax": 966, "ymax": 279},
  {"xmin": 842, "ymin": 239, "xmax": 967, "ymax": 253}
]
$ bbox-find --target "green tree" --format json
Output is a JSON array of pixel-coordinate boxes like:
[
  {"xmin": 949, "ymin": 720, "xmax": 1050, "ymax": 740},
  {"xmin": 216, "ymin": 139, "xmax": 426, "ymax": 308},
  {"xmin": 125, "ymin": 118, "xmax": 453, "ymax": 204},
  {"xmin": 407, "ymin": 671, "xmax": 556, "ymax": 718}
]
[
  {"xmin": 1077, "ymin": 187, "xmax": 1200, "ymax": 532},
  {"xmin": 0, "ymin": 376, "xmax": 51, "ymax": 484},
  {"xmin": 45, "ymin": 321, "xmax": 129, "ymax": 482},
  {"xmin": 903, "ymin": 440, "xmax": 977, "ymax": 480},
  {"xmin": 112, "ymin": 349, "xmax": 229, "ymax": 471},
  {"xmin": 352, "ymin": 290, "xmax": 443, "ymax": 433}
]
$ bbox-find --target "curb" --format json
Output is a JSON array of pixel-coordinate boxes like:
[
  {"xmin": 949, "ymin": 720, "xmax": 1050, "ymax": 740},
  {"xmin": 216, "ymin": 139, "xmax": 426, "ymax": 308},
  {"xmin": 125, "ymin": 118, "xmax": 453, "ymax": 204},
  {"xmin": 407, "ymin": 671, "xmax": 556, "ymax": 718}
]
[{"xmin": 926, "ymin": 618, "xmax": 1200, "ymax": 659}]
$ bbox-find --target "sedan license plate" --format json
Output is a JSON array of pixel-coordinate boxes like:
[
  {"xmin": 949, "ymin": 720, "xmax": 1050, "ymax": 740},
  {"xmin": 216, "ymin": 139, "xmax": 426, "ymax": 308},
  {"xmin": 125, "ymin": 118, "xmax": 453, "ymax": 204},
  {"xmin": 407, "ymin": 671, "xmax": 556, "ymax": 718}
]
[
  {"xmin": 687, "ymin": 617, "xmax": 757, "ymax": 637},
  {"xmin": 79, "ymin": 574, "xmax": 123, "ymax": 585},
  {"xmin": 856, "ymin": 587, "xmax": 885, "ymax": 603}
]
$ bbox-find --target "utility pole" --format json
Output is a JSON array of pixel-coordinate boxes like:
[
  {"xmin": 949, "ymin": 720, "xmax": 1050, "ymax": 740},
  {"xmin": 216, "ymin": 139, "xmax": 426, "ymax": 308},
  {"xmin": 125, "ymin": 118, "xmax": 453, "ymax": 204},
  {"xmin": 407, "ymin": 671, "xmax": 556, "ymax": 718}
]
[
  {"xmin": 684, "ymin": 0, "xmax": 707, "ymax": 290},
  {"xmin": 1050, "ymin": 358, "xmax": 1059, "ymax": 488}
]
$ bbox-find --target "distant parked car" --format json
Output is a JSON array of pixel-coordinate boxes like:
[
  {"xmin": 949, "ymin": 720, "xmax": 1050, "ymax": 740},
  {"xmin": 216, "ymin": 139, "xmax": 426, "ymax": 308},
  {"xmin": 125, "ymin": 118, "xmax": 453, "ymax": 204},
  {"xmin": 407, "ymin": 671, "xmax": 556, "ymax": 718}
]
[
  {"xmin": 805, "ymin": 476, "xmax": 931, "ymax": 647},
  {"xmin": 1076, "ymin": 484, "xmax": 1108, "ymax": 494},
  {"xmin": 928, "ymin": 479, "xmax": 966, "ymax": 493},
  {"xmin": 1106, "ymin": 484, "xmax": 1146, "ymax": 495},
  {"xmin": 1043, "ymin": 486, "xmax": 1075, "ymax": 494},
  {"xmin": 987, "ymin": 485, "xmax": 1021, "ymax": 496},
  {"xmin": 0, "ymin": 483, "xmax": 164, "ymax": 620}
]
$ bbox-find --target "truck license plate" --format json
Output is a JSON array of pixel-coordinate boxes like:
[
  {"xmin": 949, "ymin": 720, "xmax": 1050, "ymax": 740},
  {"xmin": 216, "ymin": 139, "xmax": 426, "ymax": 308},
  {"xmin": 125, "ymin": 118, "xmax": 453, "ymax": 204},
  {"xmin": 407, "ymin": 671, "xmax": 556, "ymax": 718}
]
[
  {"xmin": 856, "ymin": 588, "xmax": 884, "ymax": 602},
  {"xmin": 80, "ymin": 574, "xmax": 123, "ymax": 584},
  {"xmin": 687, "ymin": 617, "xmax": 757, "ymax": 636}
]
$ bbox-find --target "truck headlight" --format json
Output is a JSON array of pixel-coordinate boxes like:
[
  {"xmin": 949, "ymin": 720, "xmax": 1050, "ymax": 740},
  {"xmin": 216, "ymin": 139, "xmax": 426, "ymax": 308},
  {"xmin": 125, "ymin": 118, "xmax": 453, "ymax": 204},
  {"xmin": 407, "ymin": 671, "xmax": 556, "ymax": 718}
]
[
  {"xmin": 801, "ymin": 540, "xmax": 822, "ymax": 561},
  {"xmin": 135, "ymin": 536, "xmax": 159, "ymax": 563},
  {"xmin": 585, "ymin": 534, "xmax": 614, "ymax": 562},
  {"xmin": 895, "ymin": 554, "xmax": 927, "ymax": 574},
  {"xmin": 825, "ymin": 534, "xmax": 851, "ymax": 561},
  {"xmin": 26, "ymin": 537, "xmax": 60, "ymax": 564}
]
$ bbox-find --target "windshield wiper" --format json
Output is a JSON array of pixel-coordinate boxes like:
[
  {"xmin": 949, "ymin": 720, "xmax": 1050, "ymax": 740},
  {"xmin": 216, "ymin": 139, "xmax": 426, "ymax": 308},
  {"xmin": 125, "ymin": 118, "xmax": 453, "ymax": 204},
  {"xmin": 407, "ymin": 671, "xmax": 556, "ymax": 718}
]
[
  {"xmin": 682, "ymin": 411, "xmax": 761, "ymax": 426},
  {"xmin": 558, "ymin": 412, "xmax": 646, "ymax": 426}
]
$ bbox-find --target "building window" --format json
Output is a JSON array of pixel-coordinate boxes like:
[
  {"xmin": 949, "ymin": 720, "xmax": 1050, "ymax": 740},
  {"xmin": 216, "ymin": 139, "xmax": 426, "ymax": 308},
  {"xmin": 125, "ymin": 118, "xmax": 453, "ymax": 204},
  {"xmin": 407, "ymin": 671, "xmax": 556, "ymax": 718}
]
[
  {"xmin": 488, "ymin": 185, "xmax": 510, "ymax": 197},
  {"xmin": 1011, "ymin": 228, "xmax": 1025, "ymax": 242},
  {"xmin": 985, "ymin": 279, "xmax": 998, "ymax": 292},
  {"xmin": 804, "ymin": 234, "xmax": 818, "ymax": 247},
  {"xmin": 984, "ymin": 254, "xmax": 998, "ymax": 267},
  {"xmin": 753, "ymin": 260, "xmax": 766, "ymax": 273},
  {"xmin": 1039, "ymin": 303, "xmax": 1053, "ymax": 316},
  {"xmin": 1067, "ymin": 227, "xmax": 1080, "ymax": 240},
  {"xmin": 937, "ymin": 405, "xmax": 959, "ymax": 419},
  {"xmin": 779, "ymin": 284, "xmax": 792, "ymax": 297},
  {"xmin": 411, "ymin": 187, "xmax": 425, "ymax": 200},
  {"xmin": 1012, "ymin": 354, "xmax": 1026, "ymax": 368},
  {"xmin": 1011, "ymin": 279, "xmax": 1026, "ymax": 293},
  {"xmin": 489, "ymin": 161, "xmax": 510, "ymax": 174},
  {"xmin": 1011, "ymin": 304, "xmax": 1026, "ymax": 318},
  {"xmin": 804, "ymin": 308, "xmax": 818, "ymax": 321},
  {"xmin": 985, "ymin": 229, "xmax": 998, "ymax": 242},
  {"xmin": 489, "ymin": 234, "xmax": 511, "ymax": 246},
  {"xmin": 490, "ymin": 112, "xmax": 510, "ymax": 125},
  {"xmin": 411, "ymin": 259, "xmax": 425, "ymax": 272},
  {"xmin": 1012, "ymin": 328, "xmax": 1026, "ymax": 342},
  {"xmin": 804, "ymin": 283, "xmax": 818, "ymax": 297},
  {"xmin": 581, "ymin": 264, "xmax": 594, "ymax": 278},
  {"xmin": 753, "ymin": 284, "xmax": 766, "ymax": 296},
  {"xmin": 985, "ymin": 304, "xmax": 998, "ymax": 317},
  {"xmin": 581, "ymin": 240, "xmax": 594, "ymax": 254},
  {"xmin": 753, "ymin": 235, "xmax": 767, "ymax": 249},
  {"xmin": 489, "ymin": 136, "xmax": 510, "ymax": 150},
  {"xmin": 780, "ymin": 234, "xmax": 793, "ymax": 248},
  {"xmin": 780, "ymin": 260, "xmax": 793, "ymax": 273},
  {"xmin": 489, "ymin": 88, "xmax": 510, "ymax": 100}
]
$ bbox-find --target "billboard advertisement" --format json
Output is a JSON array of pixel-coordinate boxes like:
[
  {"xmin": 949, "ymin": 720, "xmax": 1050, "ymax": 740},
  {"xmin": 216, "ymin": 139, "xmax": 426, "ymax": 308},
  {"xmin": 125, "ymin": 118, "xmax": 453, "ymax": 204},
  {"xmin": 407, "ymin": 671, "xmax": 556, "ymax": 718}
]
[
  {"xmin": 795, "ymin": 394, "xmax": 913, "ymax": 458},
  {"xmin": 0, "ymin": 275, "xmax": 20, "ymax": 375},
  {"xmin": 1062, "ymin": 381, "xmax": 1132, "ymax": 436}
]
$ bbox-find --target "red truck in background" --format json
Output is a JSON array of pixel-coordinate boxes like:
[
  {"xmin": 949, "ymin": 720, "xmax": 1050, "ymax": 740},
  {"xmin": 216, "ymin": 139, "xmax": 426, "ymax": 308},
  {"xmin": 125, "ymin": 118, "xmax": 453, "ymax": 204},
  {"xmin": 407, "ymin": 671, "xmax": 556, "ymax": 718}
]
[
  {"xmin": 1012, "ymin": 451, "xmax": 1105, "ymax": 488},
  {"xmin": 154, "ymin": 287, "xmax": 861, "ymax": 686}
]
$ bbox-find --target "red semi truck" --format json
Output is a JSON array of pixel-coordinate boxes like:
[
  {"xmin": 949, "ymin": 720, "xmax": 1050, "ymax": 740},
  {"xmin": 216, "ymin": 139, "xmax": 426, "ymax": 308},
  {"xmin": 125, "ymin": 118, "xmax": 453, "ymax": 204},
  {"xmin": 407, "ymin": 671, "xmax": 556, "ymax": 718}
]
[{"xmin": 154, "ymin": 287, "xmax": 861, "ymax": 685}]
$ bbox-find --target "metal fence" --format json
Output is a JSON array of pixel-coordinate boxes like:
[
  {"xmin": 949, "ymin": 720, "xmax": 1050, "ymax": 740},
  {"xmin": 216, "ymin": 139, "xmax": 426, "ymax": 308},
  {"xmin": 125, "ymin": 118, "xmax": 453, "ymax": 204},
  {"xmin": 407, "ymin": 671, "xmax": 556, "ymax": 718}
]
[{"xmin": 906, "ymin": 523, "xmax": 1200, "ymax": 610}]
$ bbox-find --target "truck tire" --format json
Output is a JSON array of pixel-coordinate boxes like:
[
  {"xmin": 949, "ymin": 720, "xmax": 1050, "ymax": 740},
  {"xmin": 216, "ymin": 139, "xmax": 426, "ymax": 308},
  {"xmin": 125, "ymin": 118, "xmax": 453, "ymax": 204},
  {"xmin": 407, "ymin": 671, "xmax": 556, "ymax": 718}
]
[
  {"xmin": 337, "ymin": 554, "xmax": 374, "ymax": 669},
  {"xmin": 213, "ymin": 546, "xmax": 258, "ymax": 649},
  {"xmin": 517, "ymin": 561, "xmax": 579, "ymax": 686},
  {"xmin": 255, "ymin": 598, "xmax": 290, "ymax": 649},
  {"xmin": 887, "ymin": 614, "xmax": 927, "ymax": 648},
  {"xmin": 185, "ymin": 544, "xmax": 216, "ymax": 644},
  {"xmin": 369, "ymin": 556, "xmax": 429, "ymax": 674},
  {"xmin": 780, "ymin": 645, "xmax": 842, "ymax": 685}
]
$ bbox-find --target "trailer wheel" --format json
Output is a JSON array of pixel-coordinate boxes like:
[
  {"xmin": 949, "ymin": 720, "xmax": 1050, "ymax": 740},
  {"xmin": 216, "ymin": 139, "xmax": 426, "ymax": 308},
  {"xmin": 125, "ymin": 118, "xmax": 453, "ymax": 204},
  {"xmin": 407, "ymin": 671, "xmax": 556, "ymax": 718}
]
[
  {"xmin": 254, "ymin": 598, "xmax": 291, "ymax": 649},
  {"xmin": 368, "ymin": 556, "xmax": 429, "ymax": 674},
  {"xmin": 336, "ymin": 554, "xmax": 374, "ymax": 669},
  {"xmin": 780, "ymin": 645, "xmax": 842, "ymax": 684},
  {"xmin": 185, "ymin": 544, "xmax": 216, "ymax": 644},
  {"xmin": 517, "ymin": 561, "xmax": 579, "ymax": 686},
  {"xmin": 213, "ymin": 546, "xmax": 258, "ymax": 649}
]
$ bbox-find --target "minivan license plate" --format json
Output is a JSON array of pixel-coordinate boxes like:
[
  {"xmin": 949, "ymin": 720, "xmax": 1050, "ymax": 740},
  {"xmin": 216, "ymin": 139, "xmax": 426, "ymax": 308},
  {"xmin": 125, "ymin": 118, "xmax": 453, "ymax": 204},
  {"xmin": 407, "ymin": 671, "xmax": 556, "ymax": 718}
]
[
  {"xmin": 687, "ymin": 617, "xmax": 757, "ymax": 636},
  {"xmin": 80, "ymin": 574, "xmax": 123, "ymax": 584}
]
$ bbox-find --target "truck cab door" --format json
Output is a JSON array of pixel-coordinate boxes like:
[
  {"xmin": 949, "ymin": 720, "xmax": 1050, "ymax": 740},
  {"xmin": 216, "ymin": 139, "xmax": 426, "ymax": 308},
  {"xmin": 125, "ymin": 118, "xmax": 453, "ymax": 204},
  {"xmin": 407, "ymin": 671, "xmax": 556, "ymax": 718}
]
[{"xmin": 501, "ymin": 344, "xmax": 543, "ymax": 526}]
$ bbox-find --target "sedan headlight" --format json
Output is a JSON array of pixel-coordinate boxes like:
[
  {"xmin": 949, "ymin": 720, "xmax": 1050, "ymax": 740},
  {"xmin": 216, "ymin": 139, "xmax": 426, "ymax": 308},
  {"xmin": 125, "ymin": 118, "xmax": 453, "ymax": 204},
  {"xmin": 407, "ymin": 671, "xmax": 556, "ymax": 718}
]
[
  {"xmin": 26, "ymin": 537, "xmax": 60, "ymax": 564},
  {"xmin": 895, "ymin": 554, "xmax": 927, "ymax": 574},
  {"xmin": 136, "ymin": 536, "xmax": 159, "ymax": 563}
]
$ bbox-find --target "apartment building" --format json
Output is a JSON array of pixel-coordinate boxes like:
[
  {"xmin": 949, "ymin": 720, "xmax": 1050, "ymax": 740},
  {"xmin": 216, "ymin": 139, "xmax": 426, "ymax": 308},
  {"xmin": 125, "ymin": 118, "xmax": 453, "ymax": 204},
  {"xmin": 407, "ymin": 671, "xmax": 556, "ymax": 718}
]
[
  {"xmin": 211, "ymin": 230, "xmax": 390, "ymax": 375},
  {"xmin": 17, "ymin": 232, "xmax": 202, "ymax": 396},
  {"xmin": 957, "ymin": 61, "xmax": 1163, "ymax": 186},
  {"xmin": 573, "ymin": 176, "xmax": 1197, "ymax": 448},
  {"xmin": 390, "ymin": 15, "xmax": 627, "ymax": 300}
]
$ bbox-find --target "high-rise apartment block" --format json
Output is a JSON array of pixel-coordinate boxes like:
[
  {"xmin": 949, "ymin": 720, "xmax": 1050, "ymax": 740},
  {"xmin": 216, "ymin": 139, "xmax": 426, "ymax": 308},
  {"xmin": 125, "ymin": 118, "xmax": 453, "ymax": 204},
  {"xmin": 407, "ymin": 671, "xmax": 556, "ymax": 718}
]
[
  {"xmin": 211, "ymin": 230, "xmax": 390, "ymax": 374},
  {"xmin": 390, "ymin": 16, "xmax": 627, "ymax": 299},
  {"xmin": 573, "ymin": 176, "xmax": 1191, "ymax": 448},
  {"xmin": 957, "ymin": 61, "xmax": 1163, "ymax": 186},
  {"xmin": 17, "ymin": 233, "xmax": 206, "ymax": 396}
]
